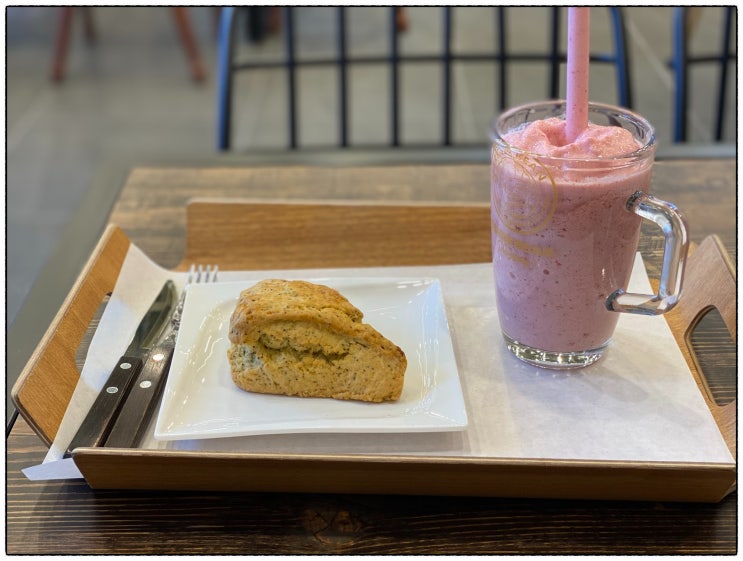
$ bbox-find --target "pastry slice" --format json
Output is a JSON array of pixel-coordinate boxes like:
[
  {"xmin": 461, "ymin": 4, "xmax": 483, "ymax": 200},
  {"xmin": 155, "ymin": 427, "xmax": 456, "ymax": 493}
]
[{"xmin": 227, "ymin": 279, "xmax": 406, "ymax": 402}]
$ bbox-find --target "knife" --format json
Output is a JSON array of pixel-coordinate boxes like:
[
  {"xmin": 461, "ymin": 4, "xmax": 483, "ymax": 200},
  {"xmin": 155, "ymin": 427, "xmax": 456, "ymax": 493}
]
[
  {"xmin": 65, "ymin": 281, "xmax": 177, "ymax": 456},
  {"xmin": 104, "ymin": 279, "xmax": 189, "ymax": 448}
]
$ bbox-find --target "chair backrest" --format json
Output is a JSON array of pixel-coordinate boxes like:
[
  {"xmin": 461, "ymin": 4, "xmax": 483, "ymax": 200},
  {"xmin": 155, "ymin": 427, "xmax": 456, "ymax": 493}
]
[
  {"xmin": 216, "ymin": 6, "xmax": 633, "ymax": 151},
  {"xmin": 671, "ymin": 7, "xmax": 736, "ymax": 142}
]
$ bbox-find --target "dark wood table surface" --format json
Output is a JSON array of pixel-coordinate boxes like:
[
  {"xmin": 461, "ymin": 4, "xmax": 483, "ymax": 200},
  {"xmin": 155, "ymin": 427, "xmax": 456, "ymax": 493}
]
[{"xmin": 7, "ymin": 159, "xmax": 736, "ymax": 555}]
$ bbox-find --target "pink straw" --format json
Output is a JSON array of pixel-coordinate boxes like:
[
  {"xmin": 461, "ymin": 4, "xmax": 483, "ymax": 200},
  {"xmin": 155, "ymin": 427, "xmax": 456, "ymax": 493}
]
[{"xmin": 566, "ymin": 7, "xmax": 591, "ymax": 142}]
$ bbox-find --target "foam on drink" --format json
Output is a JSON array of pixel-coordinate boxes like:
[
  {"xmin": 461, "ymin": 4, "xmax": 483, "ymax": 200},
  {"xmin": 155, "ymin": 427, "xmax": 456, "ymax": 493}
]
[{"xmin": 504, "ymin": 117, "xmax": 641, "ymax": 162}]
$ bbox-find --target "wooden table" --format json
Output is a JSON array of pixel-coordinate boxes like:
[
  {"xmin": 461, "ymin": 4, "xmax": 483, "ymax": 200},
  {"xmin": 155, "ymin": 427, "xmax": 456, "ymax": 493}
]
[{"xmin": 7, "ymin": 159, "xmax": 736, "ymax": 554}]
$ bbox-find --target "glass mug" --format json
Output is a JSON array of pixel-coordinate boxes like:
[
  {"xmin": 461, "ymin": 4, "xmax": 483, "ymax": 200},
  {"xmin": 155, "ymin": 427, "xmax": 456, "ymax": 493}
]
[{"xmin": 490, "ymin": 101, "xmax": 689, "ymax": 369}]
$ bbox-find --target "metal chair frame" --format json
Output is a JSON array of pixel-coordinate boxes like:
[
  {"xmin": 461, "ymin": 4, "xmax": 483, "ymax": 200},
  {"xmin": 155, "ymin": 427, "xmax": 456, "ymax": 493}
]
[
  {"xmin": 216, "ymin": 6, "xmax": 633, "ymax": 151},
  {"xmin": 671, "ymin": 7, "xmax": 736, "ymax": 142}
]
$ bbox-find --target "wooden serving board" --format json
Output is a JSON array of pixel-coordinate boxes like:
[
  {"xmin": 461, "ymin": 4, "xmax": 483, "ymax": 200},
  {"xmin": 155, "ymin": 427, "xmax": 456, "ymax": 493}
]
[{"xmin": 11, "ymin": 201, "xmax": 736, "ymax": 502}]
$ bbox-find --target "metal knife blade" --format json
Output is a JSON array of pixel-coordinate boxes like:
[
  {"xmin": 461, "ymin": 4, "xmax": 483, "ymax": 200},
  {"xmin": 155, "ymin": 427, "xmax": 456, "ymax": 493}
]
[
  {"xmin": 104, "ymin": 283, "xmax": 187, "ymax": 449},
  {"xmin": 65, "ymin": 280, "xmax": 177, "ymax": 456}
]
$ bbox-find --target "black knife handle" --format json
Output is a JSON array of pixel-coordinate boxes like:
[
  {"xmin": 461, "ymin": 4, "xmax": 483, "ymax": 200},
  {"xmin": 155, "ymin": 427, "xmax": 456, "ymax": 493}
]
[
  {"xmin": 104, "ymin": 342, "xmax": 176, "ymax": 449},
  {"xmin": 65, "ymin": 356, "xmax": 143, "ymax": 456}
]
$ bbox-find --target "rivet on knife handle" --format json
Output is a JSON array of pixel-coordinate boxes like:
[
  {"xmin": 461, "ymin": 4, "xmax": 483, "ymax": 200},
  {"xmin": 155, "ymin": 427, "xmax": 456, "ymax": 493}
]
[
  {"xmin": 64, "ymin": 356, "xmax": 143, "ymax": 457},
  {"xmin": 104, "ymin": 341, "xmax": 176, "ymax": 449}
]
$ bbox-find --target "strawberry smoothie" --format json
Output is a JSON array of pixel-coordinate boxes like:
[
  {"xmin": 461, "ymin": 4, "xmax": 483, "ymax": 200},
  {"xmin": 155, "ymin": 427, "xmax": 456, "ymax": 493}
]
[{"xmin": 490, "ymin": 102, "xmax": 656, "ymax": 366}]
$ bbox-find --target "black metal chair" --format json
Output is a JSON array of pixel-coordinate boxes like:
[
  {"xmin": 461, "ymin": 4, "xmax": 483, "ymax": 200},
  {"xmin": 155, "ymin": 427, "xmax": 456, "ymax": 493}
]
[
  {"xmin": 216, "ymin": 7, "xmax": 633, "ymax": 151},
  {"xmin": 671, "ymin": 7, "xmax": 736, "ymax": 142}
]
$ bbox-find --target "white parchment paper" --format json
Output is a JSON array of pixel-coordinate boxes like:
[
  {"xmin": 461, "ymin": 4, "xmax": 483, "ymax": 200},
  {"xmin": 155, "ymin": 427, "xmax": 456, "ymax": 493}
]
[{"xmin": 25, "ymin": 244, "xmax": 734, "ymax": 480}]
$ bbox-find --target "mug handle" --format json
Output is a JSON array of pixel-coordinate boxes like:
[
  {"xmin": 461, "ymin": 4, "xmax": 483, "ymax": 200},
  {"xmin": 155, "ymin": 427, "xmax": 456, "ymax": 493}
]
[{"xmin": 607, "ymin": 191, "xmax": 690, "ymax": 316}]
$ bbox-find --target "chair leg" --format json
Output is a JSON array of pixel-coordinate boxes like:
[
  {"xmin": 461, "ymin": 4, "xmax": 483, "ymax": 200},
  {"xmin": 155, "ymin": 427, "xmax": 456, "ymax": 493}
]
[
  {"xmin": 442, "ymin": 7, "xmax": 452, "ymax": 145},
  {"xmin": 51, "ymin": 7, "xmax": 74, "ymax": 82},
  {"xmin": 714, "ymin": 6, "xmax": 734, "ymax": 141},
  {"xmin": 389, "ymin": 7, "xmax": 400, "ymax": 147},
  {"xmin": 609, "ymin": 7, "xmax": 633, "ymax": 109},
  {"xmin": 266, "ymin": 7, "xmax": 282, "ymax": 33},
  {"xmin": 548, "ymin": 7, "xmax": 561, "ymax": 99},
  {"xmin": 337, "ymin": 7, "xmax": 349, "ymax": 147},
  {"xmin": 495, "ymin": 7, "xmax": 508, "ymax": 111},
  {"xmin": 247, "ymin": 7, "xmax": 265, "ymax": 42},
  {"xmin": 80, "ymin": 6, "xmax": 96, "ymax": 43},
  {"xmin": 395, "ymin": 7, "xmax": 409, "ymax": 32},
  {"xmin": 672, "ymin": 7, "xmax": 688, "ymax": 142},
  {"xmin": 216, "ymin": 7, "xmax": 237, "ymax": 150},
  {"xmin": 286, "ymin": 7, "xmax": 299, "ymax": 149},
  {"xmin": 171, "ymin": 7, "xmax": 206, "ymax": 82}
]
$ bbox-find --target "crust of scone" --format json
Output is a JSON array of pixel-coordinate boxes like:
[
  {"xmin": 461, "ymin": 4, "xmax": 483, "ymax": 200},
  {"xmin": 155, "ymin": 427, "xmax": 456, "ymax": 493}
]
[{"xmin": 227, "ymin": 279, "xmax": 406, "ymax": 402}]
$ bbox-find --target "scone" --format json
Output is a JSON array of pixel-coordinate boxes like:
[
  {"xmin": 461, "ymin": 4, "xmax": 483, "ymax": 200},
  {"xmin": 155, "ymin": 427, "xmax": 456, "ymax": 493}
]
[{"xmin": 227, "ymin": 279, "xmax": 406, "ymax": 402}]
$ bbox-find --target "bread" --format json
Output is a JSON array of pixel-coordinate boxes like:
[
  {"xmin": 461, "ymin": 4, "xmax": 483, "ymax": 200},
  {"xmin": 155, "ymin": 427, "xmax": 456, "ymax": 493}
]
[{"xmin": 227, "ymin": 279, "xmax": 406, "ymax": 402}]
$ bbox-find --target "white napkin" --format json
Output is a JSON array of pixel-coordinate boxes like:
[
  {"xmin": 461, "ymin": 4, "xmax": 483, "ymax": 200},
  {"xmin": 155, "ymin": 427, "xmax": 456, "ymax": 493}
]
[{"xmin": 24, "ymin": 245, "xmax": 182, "ymax": 479}]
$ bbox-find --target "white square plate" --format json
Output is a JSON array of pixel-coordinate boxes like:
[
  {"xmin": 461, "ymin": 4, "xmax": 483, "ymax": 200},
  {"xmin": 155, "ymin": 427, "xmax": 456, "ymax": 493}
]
[{"xmin": 154, "ymin": 277, "xmax": 468, "ymax": 440}]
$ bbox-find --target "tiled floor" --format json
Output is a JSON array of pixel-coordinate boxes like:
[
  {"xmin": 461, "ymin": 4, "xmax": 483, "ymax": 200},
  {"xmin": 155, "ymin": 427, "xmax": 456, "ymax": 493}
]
[{"xmin": 5, "ymin": 6, "xmax": 735, "ymax": 376}]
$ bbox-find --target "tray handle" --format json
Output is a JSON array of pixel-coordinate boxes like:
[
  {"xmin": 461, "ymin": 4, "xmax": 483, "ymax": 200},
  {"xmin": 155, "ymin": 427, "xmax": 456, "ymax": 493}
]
[
  {"xmin": 666, "ymin": 235, "xmax": 736, "ymax": 459},
  {"xmin": 11, "ymin": 225, "xmax": 131, "ymax": 446}
]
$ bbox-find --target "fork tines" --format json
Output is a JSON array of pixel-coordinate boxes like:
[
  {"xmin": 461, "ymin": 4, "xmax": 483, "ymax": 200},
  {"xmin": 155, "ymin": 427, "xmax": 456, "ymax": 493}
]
[{"xmin": 192, "ymin": 264, "xmax": 219, "ymax": 284}]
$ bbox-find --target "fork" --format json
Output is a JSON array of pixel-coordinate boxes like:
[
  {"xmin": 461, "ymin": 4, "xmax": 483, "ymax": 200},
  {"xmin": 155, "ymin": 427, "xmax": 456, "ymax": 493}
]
[
  {"xmin": 168, "ymin": 264, "xmax": 219, "ymax": 336},
  {"xmin": 104, "ymin": 264, "xmax": 218, "ymax": 448}
]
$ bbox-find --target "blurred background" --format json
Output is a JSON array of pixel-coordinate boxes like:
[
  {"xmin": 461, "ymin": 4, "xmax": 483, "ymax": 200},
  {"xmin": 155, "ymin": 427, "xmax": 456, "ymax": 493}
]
[{"xmin": 6, "ymin": 6, "xmax": 736, "ymax": 331}]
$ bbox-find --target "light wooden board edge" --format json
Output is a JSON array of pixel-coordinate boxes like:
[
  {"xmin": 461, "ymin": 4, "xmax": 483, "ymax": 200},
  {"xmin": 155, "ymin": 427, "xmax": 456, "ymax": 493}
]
[
  {"xmin": 72, "ymin": 448, "xmax": 735, "ymax": 503},
  {"xmin": 181, "ymin": 200, "xmax": 493, "ymax": 271},
  {"xmin": 10, "ymin": 225, "xmax": 131, "ymax": 445},
  {"xmin": 664, "ymin": 235, "xmax": 737, "ymax": 459}
]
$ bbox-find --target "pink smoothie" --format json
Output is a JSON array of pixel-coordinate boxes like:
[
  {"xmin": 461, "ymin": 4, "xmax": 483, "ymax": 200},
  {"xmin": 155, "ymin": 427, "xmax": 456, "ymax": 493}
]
[{"xmin": 491, "ymin": 117, "xmax": 653, "ymax": 352}]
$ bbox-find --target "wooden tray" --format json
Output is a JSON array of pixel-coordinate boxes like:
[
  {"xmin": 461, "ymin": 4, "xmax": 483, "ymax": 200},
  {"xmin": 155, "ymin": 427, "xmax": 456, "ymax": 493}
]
[{"xmin": 11, "ymin": 201, "xmax": 736, "ymax": 502}]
